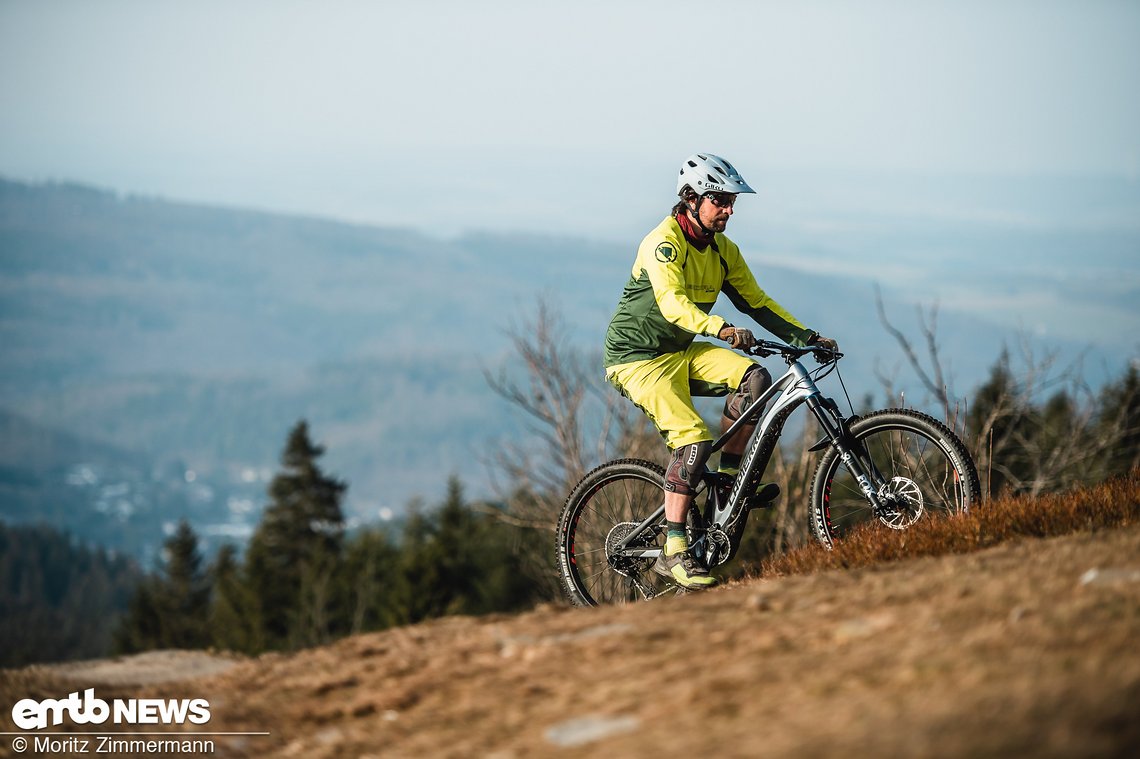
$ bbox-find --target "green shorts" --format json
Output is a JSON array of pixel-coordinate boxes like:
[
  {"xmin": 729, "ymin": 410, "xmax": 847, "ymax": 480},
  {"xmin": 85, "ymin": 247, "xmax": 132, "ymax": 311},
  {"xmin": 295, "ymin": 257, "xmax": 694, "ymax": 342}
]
[{"xmin": 606, "ymin": 342, "xmax": 755, "ymax": 449}]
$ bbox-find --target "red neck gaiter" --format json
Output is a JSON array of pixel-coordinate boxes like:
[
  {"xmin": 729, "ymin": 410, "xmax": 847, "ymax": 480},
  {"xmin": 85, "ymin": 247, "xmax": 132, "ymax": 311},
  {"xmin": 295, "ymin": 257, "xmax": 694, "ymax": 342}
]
[{"xmin": 674, "ymin": 209, "xmax": 713, "ymax": 250}]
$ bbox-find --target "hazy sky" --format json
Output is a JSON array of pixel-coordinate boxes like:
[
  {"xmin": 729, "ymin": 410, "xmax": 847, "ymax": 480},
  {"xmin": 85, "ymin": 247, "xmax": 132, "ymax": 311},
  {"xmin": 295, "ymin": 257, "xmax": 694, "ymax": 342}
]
[
  {"xmin": 2, "ymin": 0, "xmax": 1138, "ymax": 352},
  {"xmin": 2, "ymin": 0, "xmax": 1138, "ymax": 227}
]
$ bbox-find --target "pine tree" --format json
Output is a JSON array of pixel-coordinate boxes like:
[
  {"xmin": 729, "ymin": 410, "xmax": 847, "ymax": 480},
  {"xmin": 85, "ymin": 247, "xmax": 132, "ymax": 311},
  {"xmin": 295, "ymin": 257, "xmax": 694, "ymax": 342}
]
[
  {"xmin": 113, "ymin": 577, "xmax": 165, "ymax": 654},
  {"xmin": 386, "ymin": 479, "xmax": 540, "ymax": 623},
  {"xmin": 1099, "ymin": 365, "xmax": 1140, "ymax": 477},
  {"xmin": 114, "ymin": 520, "xmax": 211, "ymax": 652},
  {"xmin": 208, "ymin": 544, "xmax": 263, "ymax": 653},
  {"xmin": 388, "ymin": 501, "xmax": 445, "ymax": 625},
  {"xmin": 2, "ymin": 522, "xmax": 142, "ymax": 666},
  {"xmin": 340, "ymin": 527, "xmax": 400, "ymax": 634},
  {"xmin": 245, "ymin": 420, "xmax": 347, "ymax": 649},
  {"xmin": 967, "ymin": 352, "xmax": 1029, "ymax": 495},
  {"xmin": 163, "ymin": 520, "xmax": 212, "ymax": 646},
  {"xmin": 464, "ymin": 504, "xmax": 542, "ymax": 615},
  {"xmin": 434, "ymin": 477, "xmax": 478, "ymax": 615}
]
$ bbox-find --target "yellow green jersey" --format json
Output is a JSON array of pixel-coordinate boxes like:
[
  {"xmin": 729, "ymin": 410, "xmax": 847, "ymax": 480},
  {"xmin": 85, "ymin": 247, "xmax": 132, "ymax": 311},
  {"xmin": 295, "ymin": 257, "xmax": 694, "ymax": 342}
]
[{"xmin": 603, "ymin": 215, "xmax": 816, "ymax": 368}]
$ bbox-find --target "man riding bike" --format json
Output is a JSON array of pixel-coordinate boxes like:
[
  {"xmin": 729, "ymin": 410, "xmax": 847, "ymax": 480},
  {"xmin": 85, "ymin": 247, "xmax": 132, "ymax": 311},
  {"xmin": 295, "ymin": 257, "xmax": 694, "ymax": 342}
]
[{"xmin": 603, "ymin": 152, "xmax": 838, "ymax": 590}]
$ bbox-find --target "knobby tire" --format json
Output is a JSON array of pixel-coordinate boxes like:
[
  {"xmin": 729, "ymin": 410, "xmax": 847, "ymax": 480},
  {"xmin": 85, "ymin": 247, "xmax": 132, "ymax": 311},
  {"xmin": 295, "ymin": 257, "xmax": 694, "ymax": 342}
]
[
  {"xmin": 809, "ymin": 408, "xmax": 981, "ymax": 548},
  {"xmin": 555, "ymin": 459, "xmax": 671, "ymax": 607}
]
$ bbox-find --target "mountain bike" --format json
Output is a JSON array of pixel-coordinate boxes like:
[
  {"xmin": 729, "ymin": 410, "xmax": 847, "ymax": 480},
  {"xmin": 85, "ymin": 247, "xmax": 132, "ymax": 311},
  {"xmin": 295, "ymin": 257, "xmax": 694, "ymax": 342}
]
[{"xmin": 555, "ymin": 340, "xmax": 981, "ymax": 606}]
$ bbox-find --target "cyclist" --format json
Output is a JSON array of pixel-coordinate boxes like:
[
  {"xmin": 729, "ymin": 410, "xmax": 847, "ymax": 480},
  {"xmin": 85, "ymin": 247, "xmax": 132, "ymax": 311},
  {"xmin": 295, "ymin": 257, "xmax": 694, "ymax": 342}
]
[{"xmin": 603, "ymin": 152, "xmax": 837, "ymax": 590}]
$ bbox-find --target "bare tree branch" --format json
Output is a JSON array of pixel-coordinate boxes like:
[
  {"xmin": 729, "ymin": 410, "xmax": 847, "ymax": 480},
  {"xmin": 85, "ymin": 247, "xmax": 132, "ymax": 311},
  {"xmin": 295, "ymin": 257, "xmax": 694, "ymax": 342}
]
[
  {"xmin": 874, "ymin": 285, "xmax": 952, "ymax": 420},
  {"xmin": 877, "ymin": 293, "xmax": 1134, "ymax": 498},
  {"xmin": 483, "ymin": 297, "xmax": 663, "ymax": 549}
]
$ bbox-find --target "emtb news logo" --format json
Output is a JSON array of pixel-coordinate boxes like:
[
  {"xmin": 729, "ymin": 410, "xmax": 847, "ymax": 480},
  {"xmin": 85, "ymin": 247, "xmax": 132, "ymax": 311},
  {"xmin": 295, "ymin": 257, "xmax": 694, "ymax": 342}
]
[{"xmin": 11, "ymin": 689, "xmax": 210, "ymax": 730}]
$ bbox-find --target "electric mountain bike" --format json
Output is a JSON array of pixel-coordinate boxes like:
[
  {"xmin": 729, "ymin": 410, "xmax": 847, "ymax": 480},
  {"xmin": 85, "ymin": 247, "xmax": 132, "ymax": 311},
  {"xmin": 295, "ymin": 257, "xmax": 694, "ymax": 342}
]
[{"xmin": 555, "ymin": 340, "xmax": 981, "ymax": 607}]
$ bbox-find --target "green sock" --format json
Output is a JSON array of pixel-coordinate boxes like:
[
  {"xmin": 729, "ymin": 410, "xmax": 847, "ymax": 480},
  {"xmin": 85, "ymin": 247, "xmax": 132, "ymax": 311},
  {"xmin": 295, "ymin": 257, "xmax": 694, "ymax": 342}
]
[{"xmin": 665, "ymin": 520, "xmax": 686, "ymax": 555}]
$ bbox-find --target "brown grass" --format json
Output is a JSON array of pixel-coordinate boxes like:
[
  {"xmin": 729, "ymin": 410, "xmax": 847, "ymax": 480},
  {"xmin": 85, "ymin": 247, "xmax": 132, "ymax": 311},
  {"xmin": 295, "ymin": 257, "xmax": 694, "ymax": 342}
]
[{"xmin": 758, "ymin": 470, "xmax": 1140, "ymax": 577}]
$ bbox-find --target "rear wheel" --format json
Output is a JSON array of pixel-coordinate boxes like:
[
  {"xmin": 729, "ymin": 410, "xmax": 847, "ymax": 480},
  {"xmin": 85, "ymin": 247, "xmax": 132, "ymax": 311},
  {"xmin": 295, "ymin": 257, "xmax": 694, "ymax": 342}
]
[
  {"xmin": 555, "ymin": 459, "xmax": 674, "ymax": 607},
  {"xmin": 809, "ymin": 409, "xmax": 981, "ymax": 548}
]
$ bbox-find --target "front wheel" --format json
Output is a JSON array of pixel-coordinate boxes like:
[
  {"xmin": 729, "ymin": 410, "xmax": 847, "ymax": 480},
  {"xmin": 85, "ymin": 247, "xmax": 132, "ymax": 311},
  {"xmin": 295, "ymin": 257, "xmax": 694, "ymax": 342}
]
[{"xmin": 809, "ymin": 409, "xmax": 981, "ymax": 548}]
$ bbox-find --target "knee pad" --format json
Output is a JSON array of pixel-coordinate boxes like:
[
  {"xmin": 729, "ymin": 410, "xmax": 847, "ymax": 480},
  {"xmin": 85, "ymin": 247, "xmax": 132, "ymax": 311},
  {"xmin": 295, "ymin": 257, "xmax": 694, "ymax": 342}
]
[
  {"xmin": 724, "ymin": 365, "xmax": 772, "ymax": 422},
  {"xmin": 665, "ymin": 441, "xmax": 712, "ymax": 496}
]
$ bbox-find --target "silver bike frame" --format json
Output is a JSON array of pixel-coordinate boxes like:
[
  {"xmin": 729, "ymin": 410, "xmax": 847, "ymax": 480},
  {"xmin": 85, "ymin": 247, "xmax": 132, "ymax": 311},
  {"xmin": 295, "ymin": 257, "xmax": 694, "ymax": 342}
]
[
  {"xmin": 708, "ymin": 358, "xmax": 821, "ymax": 524},
  {"xmin": 613, "ymin": 356, "xmax": 829, "ymax": 560}
]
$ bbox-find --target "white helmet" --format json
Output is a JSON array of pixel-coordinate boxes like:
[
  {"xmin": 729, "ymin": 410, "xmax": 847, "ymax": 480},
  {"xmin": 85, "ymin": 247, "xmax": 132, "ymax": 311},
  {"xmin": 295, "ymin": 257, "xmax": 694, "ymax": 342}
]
[{"xmin": 676, "ymin": 153, "xmax": 755, "ymax": 197}]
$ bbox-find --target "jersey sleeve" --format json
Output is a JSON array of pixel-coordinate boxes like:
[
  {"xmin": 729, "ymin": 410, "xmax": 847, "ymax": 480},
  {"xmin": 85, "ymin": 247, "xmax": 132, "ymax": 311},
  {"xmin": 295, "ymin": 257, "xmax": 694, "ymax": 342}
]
[
  {"xmin": 638, "ymin": 235, "xmax": 727, "ymax": 338},
  {"xmin": 719, "ymin": 241, "xmax": 817, "ymax": 346}
]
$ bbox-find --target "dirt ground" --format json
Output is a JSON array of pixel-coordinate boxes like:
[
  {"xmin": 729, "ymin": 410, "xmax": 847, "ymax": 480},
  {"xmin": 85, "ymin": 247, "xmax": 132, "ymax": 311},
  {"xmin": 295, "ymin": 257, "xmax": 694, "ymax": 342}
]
[
  {"xmin": 28, "ymin": 650, "xmax": 243, "ymax": 687},
  {"xmin": 3, "ymin": 525, "xmax": 1139, "ymax": 758}
]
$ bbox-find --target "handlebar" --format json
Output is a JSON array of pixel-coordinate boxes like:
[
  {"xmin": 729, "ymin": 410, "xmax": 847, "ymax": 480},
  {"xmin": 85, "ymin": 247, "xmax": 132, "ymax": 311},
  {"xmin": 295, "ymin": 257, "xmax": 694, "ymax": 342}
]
[{"xmin": 745, "ymin": 339, "xmax": 843, "ymax": 362}]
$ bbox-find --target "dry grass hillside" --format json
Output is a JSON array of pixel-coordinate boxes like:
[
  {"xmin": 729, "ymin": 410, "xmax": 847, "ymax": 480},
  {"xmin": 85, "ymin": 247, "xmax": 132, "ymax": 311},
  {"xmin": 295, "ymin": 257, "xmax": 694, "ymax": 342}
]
[{"xmin": 2, "ymin": 475, "xmax": 1138, "ymax": 758}]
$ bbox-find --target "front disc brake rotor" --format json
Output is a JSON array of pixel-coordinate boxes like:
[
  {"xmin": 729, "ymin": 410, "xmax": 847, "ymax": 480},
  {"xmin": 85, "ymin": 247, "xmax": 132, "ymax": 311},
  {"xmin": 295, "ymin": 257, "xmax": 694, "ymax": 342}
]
[{"xmin": 878, "ymin": 476, "xmax": 923, "ymax": 529}]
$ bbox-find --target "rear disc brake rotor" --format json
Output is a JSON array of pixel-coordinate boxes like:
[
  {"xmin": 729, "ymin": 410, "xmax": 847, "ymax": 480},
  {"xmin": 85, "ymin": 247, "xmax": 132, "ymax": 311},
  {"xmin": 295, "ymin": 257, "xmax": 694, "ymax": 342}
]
[{"xmin": 604, "ymin": 521, "xmax": 658, "ymax": 577}]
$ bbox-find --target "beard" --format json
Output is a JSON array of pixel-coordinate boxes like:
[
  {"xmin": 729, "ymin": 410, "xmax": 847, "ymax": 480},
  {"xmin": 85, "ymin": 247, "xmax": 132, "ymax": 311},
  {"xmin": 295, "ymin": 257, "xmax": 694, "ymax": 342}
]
[{"xmin": 706, "ymin": 215, "xmax": 730, "ymax": 233}]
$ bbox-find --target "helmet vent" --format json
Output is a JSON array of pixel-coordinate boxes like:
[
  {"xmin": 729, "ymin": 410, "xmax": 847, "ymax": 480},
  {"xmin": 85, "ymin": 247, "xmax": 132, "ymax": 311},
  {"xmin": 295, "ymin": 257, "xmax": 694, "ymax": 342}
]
[{"xmin": 677, "ymin": 152, "xmax": 753, "ymax": 197}]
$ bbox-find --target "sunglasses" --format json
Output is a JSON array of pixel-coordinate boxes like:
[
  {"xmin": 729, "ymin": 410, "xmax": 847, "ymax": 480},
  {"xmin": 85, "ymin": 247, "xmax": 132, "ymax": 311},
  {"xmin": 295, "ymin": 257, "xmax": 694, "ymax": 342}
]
[{"xmin": 704, "ymin": 192, "xmax": 737, "ymax": 208}]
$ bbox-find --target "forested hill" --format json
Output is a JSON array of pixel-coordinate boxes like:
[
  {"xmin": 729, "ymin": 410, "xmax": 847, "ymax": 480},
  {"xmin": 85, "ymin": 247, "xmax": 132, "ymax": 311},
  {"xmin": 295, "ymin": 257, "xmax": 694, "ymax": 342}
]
[
  {"xmin": 1, "ymin": 178, "xmax": 634, "ymax": 554},
  {"xmin": 0, "ymin": 520, "xmax": 142, "ymax": 667}
]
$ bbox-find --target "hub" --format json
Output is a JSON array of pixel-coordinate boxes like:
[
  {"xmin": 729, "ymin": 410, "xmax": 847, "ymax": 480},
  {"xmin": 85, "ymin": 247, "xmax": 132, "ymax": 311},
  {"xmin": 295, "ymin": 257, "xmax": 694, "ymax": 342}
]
[
  {"xmin": 877, "ymin": 477, "xmax": 924, "ymax": 529},
  {"xmin": 604, "ymin": 522, "xmax": 658, "ymax": 577}
]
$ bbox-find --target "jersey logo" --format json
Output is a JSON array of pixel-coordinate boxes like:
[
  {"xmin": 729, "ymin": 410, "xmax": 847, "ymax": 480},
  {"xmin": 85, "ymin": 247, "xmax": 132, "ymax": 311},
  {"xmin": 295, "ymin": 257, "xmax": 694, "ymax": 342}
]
[{"xmin": 655, "ymin": 242, "xmax": 677, "ymax": 263}]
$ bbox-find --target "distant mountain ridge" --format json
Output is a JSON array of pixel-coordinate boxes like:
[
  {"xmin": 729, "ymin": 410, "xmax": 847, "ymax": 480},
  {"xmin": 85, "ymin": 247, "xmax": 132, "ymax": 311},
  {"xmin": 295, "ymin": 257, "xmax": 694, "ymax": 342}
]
[{"xmin": 0, "ymin": 177, "xmax": 1114, "ymax": 558}]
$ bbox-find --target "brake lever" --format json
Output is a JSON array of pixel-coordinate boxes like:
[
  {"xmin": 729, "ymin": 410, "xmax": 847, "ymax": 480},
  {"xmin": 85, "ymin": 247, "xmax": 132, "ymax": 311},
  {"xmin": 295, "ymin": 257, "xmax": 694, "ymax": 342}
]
[
  {"xmin": 811, "ymin": 348, "xmax": 843, "ymax": 364},
  {"xmin": 747, "ymin": 345, "xmax": 775, "ymax": 358}
]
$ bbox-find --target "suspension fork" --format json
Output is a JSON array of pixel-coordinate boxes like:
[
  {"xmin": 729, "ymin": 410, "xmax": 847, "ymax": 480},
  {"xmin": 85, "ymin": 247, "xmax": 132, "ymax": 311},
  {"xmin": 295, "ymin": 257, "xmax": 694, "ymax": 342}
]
[{"xmin": 805, "ymin": 395, "xmax": 887, "ymax": 513}]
